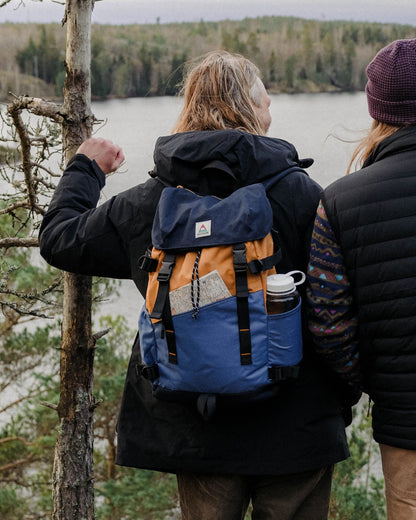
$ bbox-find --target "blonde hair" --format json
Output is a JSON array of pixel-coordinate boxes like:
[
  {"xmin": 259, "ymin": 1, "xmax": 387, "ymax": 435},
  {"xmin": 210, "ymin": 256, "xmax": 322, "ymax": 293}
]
[
  {"xmin": 172, "ymin": 51, "xmax": 266, "ymax": 135},
  {"xmin": 347, "ymin": 120, "xmax": 402, "ymax": 174}
]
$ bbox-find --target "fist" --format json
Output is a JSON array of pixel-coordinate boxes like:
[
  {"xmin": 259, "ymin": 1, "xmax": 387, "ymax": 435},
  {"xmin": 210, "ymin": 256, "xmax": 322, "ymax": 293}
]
[{"xmin": 77, "ymin": 137, "xmax": 125, "ymax": 175}]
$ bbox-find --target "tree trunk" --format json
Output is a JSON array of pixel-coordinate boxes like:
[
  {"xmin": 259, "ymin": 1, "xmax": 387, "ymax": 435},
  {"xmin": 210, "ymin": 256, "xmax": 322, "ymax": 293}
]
[{"xmin": 52, "ymin": 1, "xmax": 96, "ymax": 519}]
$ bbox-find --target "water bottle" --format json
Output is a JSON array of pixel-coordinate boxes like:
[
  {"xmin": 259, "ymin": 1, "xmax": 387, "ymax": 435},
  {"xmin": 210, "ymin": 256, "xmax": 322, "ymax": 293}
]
[{"xmin": 266, "ymin": 271, "xmax": 306, "ymax": 315}]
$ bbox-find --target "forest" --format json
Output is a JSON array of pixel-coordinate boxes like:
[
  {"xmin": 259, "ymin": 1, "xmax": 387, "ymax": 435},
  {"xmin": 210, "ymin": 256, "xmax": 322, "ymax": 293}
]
[{"xmin": 0, "ymin": 16, "xmax": 416, "ymax": 101}]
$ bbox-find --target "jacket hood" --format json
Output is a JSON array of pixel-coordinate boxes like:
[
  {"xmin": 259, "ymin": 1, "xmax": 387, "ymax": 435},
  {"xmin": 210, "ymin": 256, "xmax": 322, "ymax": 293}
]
[{"xmin": 150, "ymin": 129, "xmax": 313, "ymax": 196}]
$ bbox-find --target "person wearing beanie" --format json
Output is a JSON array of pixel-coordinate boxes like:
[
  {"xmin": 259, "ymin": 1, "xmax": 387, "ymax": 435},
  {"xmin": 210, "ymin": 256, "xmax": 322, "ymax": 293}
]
[{"xmin": 306, "ymin": 38, "xmax": 416, "ymax": 520}]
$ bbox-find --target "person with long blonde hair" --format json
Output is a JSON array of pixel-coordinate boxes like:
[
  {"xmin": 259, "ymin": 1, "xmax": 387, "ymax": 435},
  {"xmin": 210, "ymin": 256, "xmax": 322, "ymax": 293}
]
[
  {"xmin": 39, "ymin": 50, "xmax": 353, "ymax": 519},
  {"xmin": 307, "ymin": 38, "xmax": 416, "ymax": 520}
]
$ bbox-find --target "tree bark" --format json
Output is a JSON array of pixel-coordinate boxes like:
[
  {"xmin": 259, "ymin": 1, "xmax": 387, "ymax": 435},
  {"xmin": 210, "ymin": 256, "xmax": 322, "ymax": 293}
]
[{"xmin": 52, "ymin": 1, "xmax": 96, "ymax": 519}]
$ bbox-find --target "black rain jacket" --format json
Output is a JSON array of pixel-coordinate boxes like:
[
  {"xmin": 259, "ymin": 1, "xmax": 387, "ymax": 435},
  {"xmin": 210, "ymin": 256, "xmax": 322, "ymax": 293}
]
[{"xmin": 39, "ymin": 129, "xmax": 351, "ymax": 475}]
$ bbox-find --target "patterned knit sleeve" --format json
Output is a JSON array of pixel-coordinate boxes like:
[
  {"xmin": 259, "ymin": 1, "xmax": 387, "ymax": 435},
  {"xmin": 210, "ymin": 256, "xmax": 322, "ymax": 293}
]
[{"xmin": 306, "ymin": 201, "xmax": 361, "ymax": 385}]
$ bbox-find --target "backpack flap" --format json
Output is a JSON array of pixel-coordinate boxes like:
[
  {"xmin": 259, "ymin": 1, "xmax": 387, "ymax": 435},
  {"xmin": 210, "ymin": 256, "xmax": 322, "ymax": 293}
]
[{"xmin": 151, "ymin": 183, "xmax": 273, "ymax": 250}]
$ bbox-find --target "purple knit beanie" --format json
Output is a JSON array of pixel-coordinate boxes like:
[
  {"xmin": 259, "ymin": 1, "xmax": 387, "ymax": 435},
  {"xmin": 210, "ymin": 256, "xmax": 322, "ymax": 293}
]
[{"xmin": 365, "ymin": 38, "xmax": 416, "ymax": 125}]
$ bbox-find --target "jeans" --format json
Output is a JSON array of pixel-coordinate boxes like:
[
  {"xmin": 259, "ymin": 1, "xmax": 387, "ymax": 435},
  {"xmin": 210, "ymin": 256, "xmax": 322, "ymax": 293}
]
[
  {"xmin": 177, "ymin": 465, "xmax": 334, "ymax": 520},
  {"xmin": 380, "ymin": 443, "xmax": 416, "ymax": 520}
]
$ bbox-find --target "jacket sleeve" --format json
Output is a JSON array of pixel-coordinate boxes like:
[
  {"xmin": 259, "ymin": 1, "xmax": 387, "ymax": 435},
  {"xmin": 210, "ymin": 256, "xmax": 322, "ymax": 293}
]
[
  {"xmin": 39, "ymin": 154, "xmax": 135, "ymax": 279},
  {"xmin": 267, "ymin": 169, "xmax": 323, "ymax": 274},
  {"xmin": 306, "ymin": 201, "xmax": 361, "ymax": 387}
]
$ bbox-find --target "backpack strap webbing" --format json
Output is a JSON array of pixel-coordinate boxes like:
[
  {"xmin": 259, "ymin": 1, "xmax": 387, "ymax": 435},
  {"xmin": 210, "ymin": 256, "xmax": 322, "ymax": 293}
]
[
  {"xmin": 232, "ymin": 243, "xmax": 252, "ymax": 365},
  {"xmin": 150, "ymin": 253, "xmax": 178, "ymax": 364},
  {"xmin": 268, "ymin": 365, "xmax": 300, "ymax": 381},
  {"xmin": 137, "ymin": 249, "xmax": 158, "ymax": 272},
  {"xmin": 248, "ymin": 249, "xmax": 282, "ymax": 274}
]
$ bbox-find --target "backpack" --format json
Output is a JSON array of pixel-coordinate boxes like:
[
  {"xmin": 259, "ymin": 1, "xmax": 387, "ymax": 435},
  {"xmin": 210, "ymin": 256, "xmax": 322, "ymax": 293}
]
[{"xmin": 137, "ymin": 171, "xmax": 303, "ymax": 418}]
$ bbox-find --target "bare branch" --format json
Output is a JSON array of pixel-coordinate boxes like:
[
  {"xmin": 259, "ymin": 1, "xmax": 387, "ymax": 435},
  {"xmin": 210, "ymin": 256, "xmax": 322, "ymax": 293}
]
[
  {"xmin": 6, "ymin": 96, "xmax": 65, "ymax": 217},
  {"xmin": 0, "ymin": 200, "xmax": 31, "ymax": 216},
  {"xmin": 41, "ymin": 274, "xmax": 64, "ymax": 295},
  {"xmin": 92, "ymin": 328, "xmax": 110, "ymax": 342},
  {"xmin": 8, "ymin": 95, "xmax": 65, "ymax": 124},
  {"xmin": 0, "ymin": 454, "xmax": 37, "ymax": 473},
  {"xmin": 40, "ymin": 401, "xmax": 59, "ymax": 411},
  {"xmin": 7, "ymin": 102, "xmax": 34, "ymax": 209},
  {"xmin": 0, "ymin": 0, "xmax": 17, "ymax": 7},
  {"xmin": 0, "ymin": 436, "xmax": 34, "ymax": 447},
  {"xmin": 0, "ymin": 390, "xmax": 46, "ymax": 415},
  {"xmin": 0, "ymin": 275, "xmax": 63, "ymax": 306},
  {"xmin": 32, "ymin": 161, "xmax": 61, "ymax": 178},
  {"xmin": 0, "ymin": 300, "xmax": 49, "ymax": 319},
  {"xmin": 0, "ymin": 237, "xmax": 38, "ymax": 248}
]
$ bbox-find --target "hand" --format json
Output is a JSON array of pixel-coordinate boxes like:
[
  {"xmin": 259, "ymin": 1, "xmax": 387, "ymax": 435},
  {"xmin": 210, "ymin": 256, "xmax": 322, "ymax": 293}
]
[{"xmin": 77, "ymin": 137, "xmax": 125, "ymax": 175}]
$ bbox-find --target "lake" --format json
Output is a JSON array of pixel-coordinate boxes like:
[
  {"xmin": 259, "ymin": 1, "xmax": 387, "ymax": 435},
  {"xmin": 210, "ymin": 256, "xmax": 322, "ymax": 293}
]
[{"xmin": 91, "ymin": 92, "xmax": 372, "ymax": 327}]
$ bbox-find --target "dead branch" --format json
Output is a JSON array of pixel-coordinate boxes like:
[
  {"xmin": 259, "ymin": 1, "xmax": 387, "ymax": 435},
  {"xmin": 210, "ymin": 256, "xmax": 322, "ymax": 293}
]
[
  {"xmin": 7, "ymin": 101, "xmax": 35, "ymax": 210},
  {"xmin": 7, "ymin": 96, "xmax": 65, "ymax": 214},
  {"xmin": 0, "ymin": 390, "xmax": 46, "ymax": 415},
  {"xmin": 8, "ymin": 95, "xmax": 65, "ymax": 124},
  {"xmin": 1, "ymin": 287, "xmax": 55, "ymax": 303},
  {"xmin": 33, "ymin": 161, "xmax": 62, "ymax": 178},
  {"xmin": 33, "ymin": 176, "xmax": 58, "ymax": 191},
  {"xmin": 92, "ymin": 328, "xmax": 111, "ymax": 342},
  {"xmin": 0, "ymin": 436, "xmax": 34, "ymax": 447},
  {"xmin": 0, "ymin": 300, "xmax": 49, "ymax": 319},
  {"xmin": 0, "ymin": 0, "xmax": 17, "ymax": 7},
  {"xmin": 0, "ymin": 200, "xmax": 31, "ymax": 216},
  {"xmin": 0, "ymin": 237, "xmax": 38, "ymax": 248},
  {"xmin": 0, "ymin": 290, "xmax": 61, "ymax": 314},
  {"xmin": 41, "ymin": 274, "xmax": 64, "ymax": 295},
  {"xmin": 0, "ymin": 454, "xmax": 37, "ymax": 473},
  {"xmin": 40, "ymin": 401, "xmax": 59, "ymax": 411}
]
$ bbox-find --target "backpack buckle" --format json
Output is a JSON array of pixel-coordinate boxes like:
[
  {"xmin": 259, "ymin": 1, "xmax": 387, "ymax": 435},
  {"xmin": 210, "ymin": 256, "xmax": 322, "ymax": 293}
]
[
  {"xmin": 157, "ymin": 258, "xmax": 175, "ymax": 282},
  {"xmin": 138, "ymin": 254, "xmax": 158, "ymax": 272},
  {"xmin": 232, "ymin": 244, "xmax": 247, "ymax": 272},
  {"xmin": 139, "ymin": 363, "xmax": 159, "ymax": 381}
]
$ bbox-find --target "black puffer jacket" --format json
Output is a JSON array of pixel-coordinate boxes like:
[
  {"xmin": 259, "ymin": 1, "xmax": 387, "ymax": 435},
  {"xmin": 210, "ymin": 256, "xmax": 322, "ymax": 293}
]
[
  {"xmin": 322, "ymin": 125, "xmax": 416, "ymax": 450},
  {"xmin": 40, "ymin": 130, "xmax": 351, "ymax": 475}
]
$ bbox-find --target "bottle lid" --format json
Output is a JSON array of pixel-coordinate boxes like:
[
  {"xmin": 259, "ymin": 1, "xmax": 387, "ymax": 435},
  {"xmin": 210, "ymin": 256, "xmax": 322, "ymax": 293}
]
[{"xmin": 267, "ymin": 274, "xmax": 295, "ymax": 294}]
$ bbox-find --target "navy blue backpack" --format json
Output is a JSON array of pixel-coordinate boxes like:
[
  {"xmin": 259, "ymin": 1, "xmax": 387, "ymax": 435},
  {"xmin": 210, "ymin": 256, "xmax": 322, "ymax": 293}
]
[{"xmin": 138, "ymin": 170, "xmax": 303, "ymax": 418}]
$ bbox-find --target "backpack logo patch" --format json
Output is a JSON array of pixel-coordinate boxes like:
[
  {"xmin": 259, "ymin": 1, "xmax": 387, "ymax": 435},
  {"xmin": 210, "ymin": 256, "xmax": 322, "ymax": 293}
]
[{"xmin": 195, "ymin": 220, "xmax": 211, "ymax": 238}]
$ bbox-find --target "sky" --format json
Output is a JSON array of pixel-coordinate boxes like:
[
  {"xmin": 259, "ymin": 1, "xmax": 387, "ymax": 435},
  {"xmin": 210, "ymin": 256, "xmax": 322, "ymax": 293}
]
[{"xmin": 1, "ymin": 0, "xmax": 416, "ymax": 26}]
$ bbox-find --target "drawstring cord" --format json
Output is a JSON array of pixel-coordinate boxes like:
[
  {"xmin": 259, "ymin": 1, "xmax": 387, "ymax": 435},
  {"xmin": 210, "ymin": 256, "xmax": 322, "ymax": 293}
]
[{"xmin": 191, "ymin": 250, "xmax": 202, "ymax": 319}]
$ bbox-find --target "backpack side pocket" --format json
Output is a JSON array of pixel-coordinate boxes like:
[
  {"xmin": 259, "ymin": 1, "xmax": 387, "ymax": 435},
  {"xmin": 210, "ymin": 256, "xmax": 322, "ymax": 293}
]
[{"xmin": 267, "ymin": 300, "xmax": 303, "ymax": 367}]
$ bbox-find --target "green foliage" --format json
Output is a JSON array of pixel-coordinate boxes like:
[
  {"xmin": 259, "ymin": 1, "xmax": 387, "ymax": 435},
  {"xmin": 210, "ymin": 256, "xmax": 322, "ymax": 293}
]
[
  {"xmin": 0, "ymin": 323, "xmax": 61, "ymax": 520},
  {"xmin": 92, "ymin": 315, "xmax": 179, "ymax": 520},
  {"xmin": 16, "ymin": 26, "xmax": 63, "ymax": 85},
  {"xmin": 96, "ymin": 470, "xmax": 178, "ymax": 520},
  {"xmin": 164, "ymin": 52, "xmax": 188, "ymax": 96},
  {"xmin": 0, "ymin": 487, "xmax": 27, "ymax": 519},
  {"xmin": 0, "ymin": 204, "xmax": 63, "ymax": 335},
  {"xmin": 329, "ymin": 407, "xmax": 386, "ymax": 519},
  {"xmin": 285, "ymin": 54, "xmax": 298, "ymax": 89},
  {"xmin": 91, "ymin": 35, "xmax": 115, "ymax": 97},
  {"xmin": 3, "ymin": 17, "xmax": 416, "ymax": 101}
]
